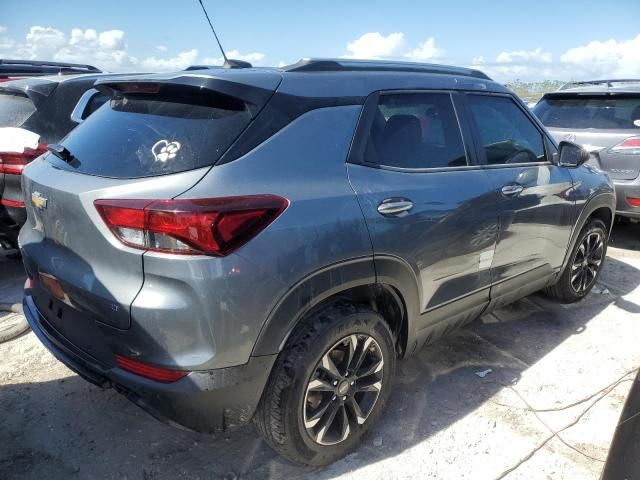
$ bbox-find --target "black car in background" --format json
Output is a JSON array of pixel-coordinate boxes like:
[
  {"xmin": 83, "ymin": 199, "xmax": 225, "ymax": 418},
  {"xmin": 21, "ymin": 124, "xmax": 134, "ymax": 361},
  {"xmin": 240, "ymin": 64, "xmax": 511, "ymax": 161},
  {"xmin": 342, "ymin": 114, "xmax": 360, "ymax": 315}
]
[
  {"xmin": 0, "ymin": 73, "xmax": 117, "ymax": 248},
  {"xmin": 0, "ymin": 59, "xmax": 101, "ymax": 82},
  {"xmin": 533, "ymin": 80, "xmax": 640, "ymax": 220}
]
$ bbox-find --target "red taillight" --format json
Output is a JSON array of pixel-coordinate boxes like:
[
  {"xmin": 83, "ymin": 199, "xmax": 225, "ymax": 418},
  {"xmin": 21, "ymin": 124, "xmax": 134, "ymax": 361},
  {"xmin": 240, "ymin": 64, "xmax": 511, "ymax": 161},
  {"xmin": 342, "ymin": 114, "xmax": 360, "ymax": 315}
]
[
  {"xmin": 1, "ymin": 199, "xmax": 25, "ymax": 208},
  {"xmin": 116, "ymin": 355, "xmax": 189, "ymax": 383},
  {"xmin": 0, "ymin": 143, "xmax": 48, "ymax": 174},
  {"xmin": 610, "ymin": 136, "xmax": 640, "ymax": 155},
  {"xmin": 627, "ymin": 197, "xmax": 640, "ymax": 207},
  {"xmin": 94, "ymin": 195, "xmax": 288, "ymax": 256}
]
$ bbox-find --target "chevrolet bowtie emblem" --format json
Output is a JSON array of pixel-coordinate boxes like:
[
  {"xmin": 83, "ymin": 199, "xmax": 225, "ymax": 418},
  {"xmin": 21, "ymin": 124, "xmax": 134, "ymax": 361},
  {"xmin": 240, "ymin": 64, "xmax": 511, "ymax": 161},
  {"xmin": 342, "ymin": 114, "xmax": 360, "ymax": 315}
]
[{"xmin": 31, "ymin": 192, "xmax": 48, "ymax": 210}]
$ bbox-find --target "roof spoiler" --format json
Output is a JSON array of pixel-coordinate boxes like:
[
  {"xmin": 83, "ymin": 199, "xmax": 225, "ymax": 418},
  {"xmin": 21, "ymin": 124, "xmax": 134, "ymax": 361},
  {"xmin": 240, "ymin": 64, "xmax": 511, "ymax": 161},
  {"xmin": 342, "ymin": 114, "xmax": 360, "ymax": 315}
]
[{"xmin": 94, "ymin": 71, "xmax": 280, "ymax": 117}]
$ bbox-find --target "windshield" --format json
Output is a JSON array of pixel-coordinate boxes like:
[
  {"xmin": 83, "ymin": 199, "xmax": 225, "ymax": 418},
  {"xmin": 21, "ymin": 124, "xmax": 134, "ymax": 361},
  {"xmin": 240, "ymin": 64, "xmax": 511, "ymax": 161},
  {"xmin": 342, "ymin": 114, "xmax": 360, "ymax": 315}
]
[
  {"xmin": 533, "ymin": 95, "xmax": 640, "ymax": 130},
  {"xmin": 49, "ymin": 87, "xmax": 252, "ymax": 178}
]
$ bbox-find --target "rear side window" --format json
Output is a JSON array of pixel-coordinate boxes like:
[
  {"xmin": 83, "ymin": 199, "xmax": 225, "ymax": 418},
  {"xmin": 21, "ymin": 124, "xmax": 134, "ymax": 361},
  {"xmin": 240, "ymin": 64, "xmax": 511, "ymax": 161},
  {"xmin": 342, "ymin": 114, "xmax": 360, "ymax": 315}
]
[
  {"xmin": 51, "ymin": 87, "xmax": 252, "ymax": 178},
  {"xmin": 0, "ymin": 92, "xmax": 36, "ymax": 127},
  {"xmin": 363, "ymin": 93, "xmax": 467, "ymax": 169},
  {"xmin": 534, "ymin": 95, "xmax": 640, "ymax": 130},
  {"xmin": 83, "ymin": 92, "xmax": 110, "ymax": 119},
  {"xmin": 467, "ymin": 95, "xmax": 545, "ymax": 165}
]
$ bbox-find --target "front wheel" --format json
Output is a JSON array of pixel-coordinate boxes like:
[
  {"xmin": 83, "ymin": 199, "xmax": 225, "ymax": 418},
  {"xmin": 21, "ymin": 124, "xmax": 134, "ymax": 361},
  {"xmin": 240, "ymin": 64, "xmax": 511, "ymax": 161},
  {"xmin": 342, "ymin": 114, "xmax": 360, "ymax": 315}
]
[
  {"xmin": 544, "ymin": 218, "xmax": 608, "ymax": 303},
  {"xmin": 254, "ymin": 303, "xmax": 396, "ymax": 466}
]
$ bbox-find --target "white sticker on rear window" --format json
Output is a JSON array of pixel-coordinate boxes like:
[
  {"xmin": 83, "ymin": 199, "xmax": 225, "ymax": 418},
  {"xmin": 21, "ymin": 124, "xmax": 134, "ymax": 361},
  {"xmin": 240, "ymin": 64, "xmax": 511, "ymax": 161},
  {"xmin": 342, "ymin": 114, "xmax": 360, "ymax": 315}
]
[
  {"xmin": 152, "ymin": 140, "xmax": 181, "ymax": 162},
  {"xmin": 634, "ymin": 119, "xmax": 640, "ymax": 127}
]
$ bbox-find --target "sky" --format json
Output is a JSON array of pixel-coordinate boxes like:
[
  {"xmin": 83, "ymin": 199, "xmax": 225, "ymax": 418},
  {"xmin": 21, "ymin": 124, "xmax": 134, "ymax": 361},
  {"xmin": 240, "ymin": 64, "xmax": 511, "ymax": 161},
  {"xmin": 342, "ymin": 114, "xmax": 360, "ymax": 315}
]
[{"xmin": 2, "ymin": 0, "xmax": 640, "ymax": 82}]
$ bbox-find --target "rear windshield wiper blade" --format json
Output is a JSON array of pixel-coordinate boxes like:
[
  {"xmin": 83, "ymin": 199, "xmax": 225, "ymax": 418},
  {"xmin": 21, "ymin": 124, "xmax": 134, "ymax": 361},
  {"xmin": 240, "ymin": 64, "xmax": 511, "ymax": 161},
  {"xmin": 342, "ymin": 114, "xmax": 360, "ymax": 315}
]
[{"xmin": 47, "ymin": 143, "xmax": 79, "ymax": 166}]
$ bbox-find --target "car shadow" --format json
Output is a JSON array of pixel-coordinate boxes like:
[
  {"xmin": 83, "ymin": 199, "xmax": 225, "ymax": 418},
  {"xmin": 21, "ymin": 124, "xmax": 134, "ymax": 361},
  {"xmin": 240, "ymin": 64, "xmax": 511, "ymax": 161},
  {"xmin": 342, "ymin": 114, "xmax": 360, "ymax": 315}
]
[
  {"xmin": 609, "ymin": 220, "xmax": 640, "ymax": 251},
  {"xmin": 1, "ymin": 223, "xmax": 640, "ymax": 479}
]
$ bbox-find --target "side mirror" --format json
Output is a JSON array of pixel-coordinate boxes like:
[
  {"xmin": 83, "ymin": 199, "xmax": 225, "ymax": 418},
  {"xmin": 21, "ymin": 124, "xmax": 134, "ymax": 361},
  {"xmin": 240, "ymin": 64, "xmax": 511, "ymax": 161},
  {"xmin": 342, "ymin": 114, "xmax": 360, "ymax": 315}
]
[{"xmin": 558, "ymin": 141, "xmax": 590, "ymax": 168}]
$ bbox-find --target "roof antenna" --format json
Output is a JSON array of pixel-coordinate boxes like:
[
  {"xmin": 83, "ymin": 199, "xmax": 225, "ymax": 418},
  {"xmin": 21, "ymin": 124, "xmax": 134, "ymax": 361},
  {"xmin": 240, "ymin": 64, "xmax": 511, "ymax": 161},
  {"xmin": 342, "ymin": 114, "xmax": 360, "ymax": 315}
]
[{"xmin": 197, "ymin": 0, "xmax": 252, "ymax": 69}]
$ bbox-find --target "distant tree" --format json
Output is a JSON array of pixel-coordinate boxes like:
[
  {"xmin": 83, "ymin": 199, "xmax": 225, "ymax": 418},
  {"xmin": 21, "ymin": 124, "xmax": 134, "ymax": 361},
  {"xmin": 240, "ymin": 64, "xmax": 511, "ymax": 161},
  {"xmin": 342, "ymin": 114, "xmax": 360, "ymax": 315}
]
[{"xmin": 505, "ymin": 79, "xmax": 565, "ymax": 104}]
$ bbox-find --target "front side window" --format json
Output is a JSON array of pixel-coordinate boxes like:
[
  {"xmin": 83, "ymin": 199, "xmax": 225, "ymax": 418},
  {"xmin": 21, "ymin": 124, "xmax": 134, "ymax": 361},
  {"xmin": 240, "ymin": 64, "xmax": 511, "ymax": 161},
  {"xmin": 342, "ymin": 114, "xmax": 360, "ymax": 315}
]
[
  {"xmin": 363, "ymin": 93, "xmax": 467, "ymax": 169},
  {"xmin": 468, "ymin": 95, "xmax": 545, "ymax": 165}
]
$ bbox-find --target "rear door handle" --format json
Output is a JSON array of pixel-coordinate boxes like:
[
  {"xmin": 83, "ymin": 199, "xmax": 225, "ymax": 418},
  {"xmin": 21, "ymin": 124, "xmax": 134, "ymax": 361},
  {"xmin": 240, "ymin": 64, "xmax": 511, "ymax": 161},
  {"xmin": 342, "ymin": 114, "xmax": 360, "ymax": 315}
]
[
  {"xmin": 501, "ymin": 184, "xmax": 524, "ymax": 197},
  {"xmin": 377, "ymin": 198, "xmax": 414, "ymax": 216}
]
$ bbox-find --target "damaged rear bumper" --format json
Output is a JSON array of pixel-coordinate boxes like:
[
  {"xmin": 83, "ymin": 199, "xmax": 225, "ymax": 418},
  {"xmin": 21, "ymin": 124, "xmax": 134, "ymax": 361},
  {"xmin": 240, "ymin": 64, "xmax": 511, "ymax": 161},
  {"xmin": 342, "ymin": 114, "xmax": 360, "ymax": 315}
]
[{"xmin": 23, "ymin": 292, "xmax": 276, "ymax": 432}]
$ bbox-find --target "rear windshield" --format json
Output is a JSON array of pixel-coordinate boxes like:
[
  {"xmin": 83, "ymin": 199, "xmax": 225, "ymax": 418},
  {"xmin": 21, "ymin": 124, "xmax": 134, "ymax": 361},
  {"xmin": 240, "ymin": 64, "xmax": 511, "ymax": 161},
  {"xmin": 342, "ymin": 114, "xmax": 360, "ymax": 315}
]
[
  {"xmin": 534, "ymin": 95, "xmax": 640, "ymax": 130},
  {"xmin": 50, "ymin": 87, "xmax": 252, "ymax": 178},
  {"xmin": 0, "ymin": 92, "xmax": 36, "ymax": 127}
]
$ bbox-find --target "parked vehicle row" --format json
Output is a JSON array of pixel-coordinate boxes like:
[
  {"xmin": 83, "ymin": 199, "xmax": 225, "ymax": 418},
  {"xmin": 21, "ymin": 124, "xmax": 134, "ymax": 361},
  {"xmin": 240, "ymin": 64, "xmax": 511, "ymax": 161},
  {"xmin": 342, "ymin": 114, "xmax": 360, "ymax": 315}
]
[
  {"xmin": 10, "ymin": 57, "xmax": 616, "ymax": 465},
  {"xmin": 0, "ymin": 69, "xmax": 124, "ymax": 248}
]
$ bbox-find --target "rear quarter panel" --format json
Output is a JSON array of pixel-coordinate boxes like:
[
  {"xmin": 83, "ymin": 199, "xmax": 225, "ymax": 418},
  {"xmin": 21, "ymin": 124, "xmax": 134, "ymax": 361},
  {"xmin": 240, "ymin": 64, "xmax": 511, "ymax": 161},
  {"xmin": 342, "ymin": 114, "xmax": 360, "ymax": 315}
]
[{"xmin": 140, "ymin": 105, "xmax": 374, "ymax": 367}]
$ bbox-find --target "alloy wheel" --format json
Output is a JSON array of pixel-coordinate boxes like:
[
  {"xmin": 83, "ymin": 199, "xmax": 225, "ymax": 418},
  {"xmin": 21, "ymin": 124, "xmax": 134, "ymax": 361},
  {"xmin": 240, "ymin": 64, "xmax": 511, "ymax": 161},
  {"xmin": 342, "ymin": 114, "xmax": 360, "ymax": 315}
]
[
  {"xmin": 571, "ymin": 231, "xmax": 604, "ymax": 294},
  {"xmin": 303, "ymin": 334, "xmax": 384, "ymax": 446}
]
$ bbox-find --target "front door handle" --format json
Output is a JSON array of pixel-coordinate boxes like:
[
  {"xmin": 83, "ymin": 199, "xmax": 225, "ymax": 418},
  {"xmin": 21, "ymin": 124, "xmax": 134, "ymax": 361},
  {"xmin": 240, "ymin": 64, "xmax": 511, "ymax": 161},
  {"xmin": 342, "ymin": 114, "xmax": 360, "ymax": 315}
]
[
  {"xmin": 377, "ymin": 198, "xmax": 414, "ymax": 216},
  {"xmin": 501, "ymin": 184, "xmax": 524, "ymax": 197}
]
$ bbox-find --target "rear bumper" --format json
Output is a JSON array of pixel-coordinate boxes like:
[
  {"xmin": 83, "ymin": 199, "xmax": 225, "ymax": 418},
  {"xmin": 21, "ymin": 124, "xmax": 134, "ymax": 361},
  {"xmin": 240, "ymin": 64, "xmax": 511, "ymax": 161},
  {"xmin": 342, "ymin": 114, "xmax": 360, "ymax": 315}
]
[
  {"xmin": 613, "ymin": 181, "xmax": 640, "ymax": 218},
  {"xmin": 23, "ymin": 292, "xmax": 276, "ymax": 432}
]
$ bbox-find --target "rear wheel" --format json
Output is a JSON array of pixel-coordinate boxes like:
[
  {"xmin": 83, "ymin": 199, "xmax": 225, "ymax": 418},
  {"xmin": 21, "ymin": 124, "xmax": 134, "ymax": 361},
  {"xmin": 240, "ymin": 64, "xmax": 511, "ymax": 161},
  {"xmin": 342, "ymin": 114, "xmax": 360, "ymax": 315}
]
[
  {"xmin": 545, "ymin": 218, "xmax": 608, "ymax": 303},
  {"xmin": 254, "ymin": 303, "xmax": 395, "ymax": 466}
]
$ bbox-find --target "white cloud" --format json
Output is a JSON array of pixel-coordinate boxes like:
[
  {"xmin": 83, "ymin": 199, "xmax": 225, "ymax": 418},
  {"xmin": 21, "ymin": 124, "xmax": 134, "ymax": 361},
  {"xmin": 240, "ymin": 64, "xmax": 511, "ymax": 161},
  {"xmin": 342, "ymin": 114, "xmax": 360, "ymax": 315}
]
[
  {"xmin": 140, "ymin": 49, "xmax": 198, "ymax": 71},
  {"xmin": 155, "ymin": 45, "xmax": 167, "ymax": 52},
  {"xmin": 202, "ymin": 49, "xmax": 266, "ymax": 66},
  {"xmin": 19, "ymin": 26, "xmax": 67, "ymax": 60},
  {"xmin": 560, "ymin": 33, "xmax": 640, "ymax": 77},
  {"xmin": 472, "ymin": 34, "xmax": 640, "ymax": 81},
  {"xmin": 404, "ymin": 37, "xmax": 443, "ymax": 62},
  {"xmin": 343, "ymin": 32, "xmax": 404, "ymax": 59},
  {"xmin": 0, "ymin": 25, "xmax": 208, "ymax": 72},
  {"xmin": 496, "ymin": 47, "xmax": 551, "ymax": 64}
]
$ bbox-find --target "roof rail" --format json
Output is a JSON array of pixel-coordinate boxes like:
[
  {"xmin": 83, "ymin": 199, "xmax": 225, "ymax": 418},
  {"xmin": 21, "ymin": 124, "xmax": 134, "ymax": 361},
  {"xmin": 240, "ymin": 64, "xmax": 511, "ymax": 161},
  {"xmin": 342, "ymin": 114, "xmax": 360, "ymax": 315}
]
[
  {"xmin": 559, "ymin": 79, "xmax": 640, "ymax": 90},
  {"xmin": 0, "ymin": 59, "xmax": 101, "ymax": 71},
  {"xmin": 0, "ymin": 59, "xmax": 101, "ymax": 78},
  {"xmin": 282, "ymin": 58, "xmax": 491, "ymax": 80}
]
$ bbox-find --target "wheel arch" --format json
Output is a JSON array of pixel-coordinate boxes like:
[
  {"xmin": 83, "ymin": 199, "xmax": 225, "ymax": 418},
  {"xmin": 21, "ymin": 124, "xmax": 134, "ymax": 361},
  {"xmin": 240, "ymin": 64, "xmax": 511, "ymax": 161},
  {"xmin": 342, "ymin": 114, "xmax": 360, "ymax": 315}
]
[
  {"xmin": 560, "ymin": 193, "xmax": 615, "ymax": 274},
  {"xmin": 251, "ymin": 256, "xmax": 421, "ymax": 359}
]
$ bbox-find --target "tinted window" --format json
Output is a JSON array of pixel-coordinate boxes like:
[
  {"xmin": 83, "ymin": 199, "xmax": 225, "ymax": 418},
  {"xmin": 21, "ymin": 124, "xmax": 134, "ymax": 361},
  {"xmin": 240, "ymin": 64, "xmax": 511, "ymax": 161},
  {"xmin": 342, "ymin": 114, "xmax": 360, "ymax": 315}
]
[
  {"xmin": 468, "ymin": 95, "xmax": 545, "ymax": 165},
  {"xmin": 534, "ymin": 95, "xmax": 640, "ymax": 130},
  {"xmin": 0, "ymin": 92, "xmax": 36, "ymax": 127},
  {"xmin": 50, "ymin": 88, "xmax": 252, "ymax": 178},
  {"xmin": 363, "ymin": 93, "xmax": 467, "ymax": 169}
]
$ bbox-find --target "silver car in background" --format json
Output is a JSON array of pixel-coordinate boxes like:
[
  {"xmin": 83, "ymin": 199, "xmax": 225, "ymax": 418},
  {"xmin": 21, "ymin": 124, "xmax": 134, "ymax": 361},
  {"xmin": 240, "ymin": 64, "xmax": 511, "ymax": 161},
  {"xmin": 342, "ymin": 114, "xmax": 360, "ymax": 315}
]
[{"xmin": 533, "ymin": 79, "xmax": 640, "ymax": 219}]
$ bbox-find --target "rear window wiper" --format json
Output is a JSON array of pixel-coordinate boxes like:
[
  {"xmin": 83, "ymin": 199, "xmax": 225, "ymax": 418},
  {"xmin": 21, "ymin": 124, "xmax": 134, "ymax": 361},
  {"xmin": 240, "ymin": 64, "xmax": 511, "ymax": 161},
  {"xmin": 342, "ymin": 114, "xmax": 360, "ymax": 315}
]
[{"xmin": 47, "ymin": 143, "xmax": 80, "ymax": 167}]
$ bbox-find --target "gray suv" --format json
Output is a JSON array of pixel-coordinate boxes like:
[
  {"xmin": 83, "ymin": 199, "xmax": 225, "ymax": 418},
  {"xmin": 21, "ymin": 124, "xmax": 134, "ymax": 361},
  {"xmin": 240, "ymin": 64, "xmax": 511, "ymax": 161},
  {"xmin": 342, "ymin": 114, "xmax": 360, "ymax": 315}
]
[
  {"xmin": 533, "ymin": 79, "xmax": 640, "ymax": 219},
  {"xmin": 19, "ymin": 59, "xmax": 615, "ymax": 466}
]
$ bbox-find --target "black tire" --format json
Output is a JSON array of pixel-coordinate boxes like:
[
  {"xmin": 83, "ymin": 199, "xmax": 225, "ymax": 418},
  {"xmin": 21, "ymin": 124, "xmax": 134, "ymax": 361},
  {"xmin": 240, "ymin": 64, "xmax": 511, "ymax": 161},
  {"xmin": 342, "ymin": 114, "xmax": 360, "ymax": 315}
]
[
  {"xmin": 254, "ymin": 302, "xmax": 396, "ymax": 466},
  {"xmin": 544, "ymin": 218, "xmax": 608, "ymax": 303},
  {"xmin": 0, "ymin": 303, "xmax": 30, "ymax": 343}
]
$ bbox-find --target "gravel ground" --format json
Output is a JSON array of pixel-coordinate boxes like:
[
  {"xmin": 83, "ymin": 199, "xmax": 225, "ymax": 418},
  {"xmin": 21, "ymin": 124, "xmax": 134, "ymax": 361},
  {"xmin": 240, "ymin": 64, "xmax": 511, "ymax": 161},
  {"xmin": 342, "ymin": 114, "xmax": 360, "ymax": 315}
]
[{"xmin": 0, "ymin": 222, "xmax": 639, "ymax": 480}]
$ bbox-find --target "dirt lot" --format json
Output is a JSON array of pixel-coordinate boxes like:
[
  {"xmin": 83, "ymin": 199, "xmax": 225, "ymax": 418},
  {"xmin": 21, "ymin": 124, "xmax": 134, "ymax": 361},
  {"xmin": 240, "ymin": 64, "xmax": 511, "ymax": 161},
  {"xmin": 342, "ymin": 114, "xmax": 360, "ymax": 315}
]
[{"xmin": 1, "ymin": 222, "xmax": 639, "ymax": 480}]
